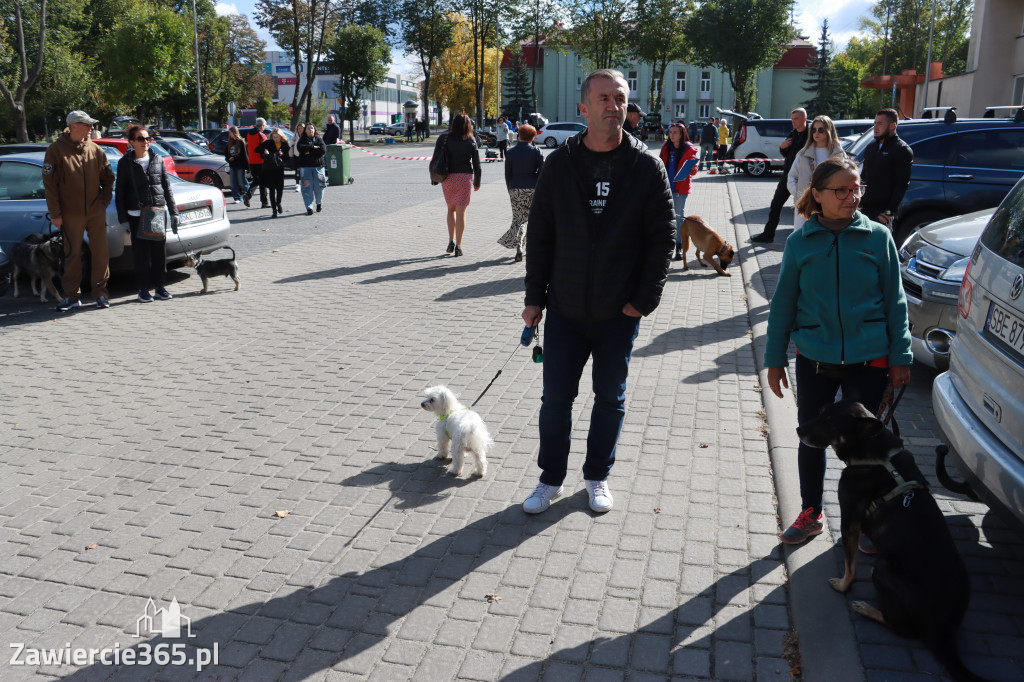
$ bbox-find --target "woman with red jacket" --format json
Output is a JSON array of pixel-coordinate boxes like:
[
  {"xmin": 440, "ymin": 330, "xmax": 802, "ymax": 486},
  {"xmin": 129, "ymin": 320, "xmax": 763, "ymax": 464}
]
[{"xmin": 659, "ymin": 123, "xmax": 699, "ymax": 261}]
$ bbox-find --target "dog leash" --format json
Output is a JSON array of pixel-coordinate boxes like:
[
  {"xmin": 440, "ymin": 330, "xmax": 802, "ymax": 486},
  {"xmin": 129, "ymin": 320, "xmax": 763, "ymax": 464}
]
[
  {"xmin": 877, "ymin": 383, "xmax": 908, "ymax": 439},
  {"xmin": 471, "ymin": 346, "xmax": 522, "ymax": 408},
  {"xmin": 471, "ymin": 325, "xmax": 543, "ymax": 407}
]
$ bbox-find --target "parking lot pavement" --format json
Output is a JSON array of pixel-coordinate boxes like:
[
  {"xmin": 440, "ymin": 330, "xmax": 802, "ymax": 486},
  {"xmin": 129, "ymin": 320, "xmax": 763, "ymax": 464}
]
[
  {"xmin": 0, "ymin": 152, "xmax": 791, "ymax": 681},
  {"xmin": 731, "ymin": 171, "xmax": 1024, "ymax": 682}
]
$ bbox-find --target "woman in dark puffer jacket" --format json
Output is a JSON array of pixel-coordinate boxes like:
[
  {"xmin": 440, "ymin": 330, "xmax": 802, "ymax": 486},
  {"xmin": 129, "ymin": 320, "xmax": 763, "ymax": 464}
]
[{"xmin": 115, "ymin": 124, "xmax": 180, "ymax": 302}]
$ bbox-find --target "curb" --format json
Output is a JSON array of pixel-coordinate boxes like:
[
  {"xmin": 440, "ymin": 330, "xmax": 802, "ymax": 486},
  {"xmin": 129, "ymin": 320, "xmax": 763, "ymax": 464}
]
[{"xmin": 727, "ymin": 178, "xmax": 866, "ymax": 682}]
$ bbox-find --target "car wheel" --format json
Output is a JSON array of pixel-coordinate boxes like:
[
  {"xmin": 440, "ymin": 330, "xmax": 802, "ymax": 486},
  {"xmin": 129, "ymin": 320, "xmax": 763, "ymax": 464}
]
[
  {"xmin": 743, "ymin": 156, "xmax": 769, "ymax": 177},
  {"xmin": 895, "ymin": 209, "xmax": 950, "ymax": 246},
  {"xmin": 197, "ymin": 171, "xmax": 223, "ymax": 189},
  {"xmin": 544, "ymin": 137, "xmax": 558, "ymax": 149}
]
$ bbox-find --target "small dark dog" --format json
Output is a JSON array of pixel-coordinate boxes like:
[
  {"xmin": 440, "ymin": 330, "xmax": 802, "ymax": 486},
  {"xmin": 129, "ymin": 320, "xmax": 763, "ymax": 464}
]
[
  {"xmin": 11, "ymin": 235, "xmax": 63, "ymax": 302},
  {"xmin": 191, "ymin": 246, "xmax": 240, "ymax": 293},
  {"xmin": 798, "ymin": 400, "xmax": 984, "ymax": 682}
]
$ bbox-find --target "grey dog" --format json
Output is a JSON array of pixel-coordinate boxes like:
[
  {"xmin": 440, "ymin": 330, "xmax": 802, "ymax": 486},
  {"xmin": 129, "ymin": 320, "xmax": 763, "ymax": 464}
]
[
  {"xmin": 189, "ymin": 246, "xmax": 240, "ymax": 293},
  {"xmin": 11, "ymin": 235, "xmax": 63, "ymax": 302}
]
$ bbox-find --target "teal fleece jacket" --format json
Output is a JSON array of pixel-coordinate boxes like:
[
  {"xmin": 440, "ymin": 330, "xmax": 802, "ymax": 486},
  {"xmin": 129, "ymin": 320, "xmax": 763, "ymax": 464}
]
[{"xmin": 764, "ymin": 212, "xmax": 912, "ymax": 367}]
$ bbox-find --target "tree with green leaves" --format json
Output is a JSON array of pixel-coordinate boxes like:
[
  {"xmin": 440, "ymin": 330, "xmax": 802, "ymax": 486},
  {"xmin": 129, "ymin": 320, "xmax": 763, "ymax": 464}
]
[
  {"xmin": 326, "ymin": 23, "xmax": 390, "ymax": 141},
  {"xmin": 550, "ymin": 0, "xmax": 633, "ymax": 72},
  {"xmin": 401, "ymin": 0, "xmax": 455, "ymax": 128},
  {"xmin": 460, "ymin": 0, "xmax": 499, "ymax": 124},
  {"xmin": 254, "ymin": 0, "xmax": 342, "ymax": 128},
  {"xmin": 503, "ymin": 0, "xmax": 563, "ymax": 115},
  {"xmin": 502, "ymin": 52, "xmax": 531, "ymax": 121},
  {"xmin": 630, "ymin": 0, "xmax": 693, "ymax": 115},
  {"xmin": 857, "ymin": 0, "xmax": 971, "ymax": 78},
  {"xmin": 802, "ymin": 20, "xmax": 842, "ymax": 118},
  {"xmin": 687, "ymin": 0, "xmax": 793, "ymax": 115},
  {"xmin": 99, "ymin": 1, "xmax": 195, "ymax": 120},
  {"xmin": 0, "ymin": 0, "xmax": 48, "ymax": 142}
]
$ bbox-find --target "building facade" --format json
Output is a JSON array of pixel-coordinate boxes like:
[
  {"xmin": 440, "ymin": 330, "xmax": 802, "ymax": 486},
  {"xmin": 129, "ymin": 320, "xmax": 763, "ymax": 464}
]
[
  {"xmin": 501, "ymin": 39, "xmax": 816, "ymax": 125},
  {"xmin": 263, "ymin": 51, "xmax": 439, "ymax": 127}
]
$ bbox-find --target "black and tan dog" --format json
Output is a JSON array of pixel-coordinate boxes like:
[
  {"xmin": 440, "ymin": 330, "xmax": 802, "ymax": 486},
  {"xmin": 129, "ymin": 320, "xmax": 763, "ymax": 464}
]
[
  {"xmin": 189, "ymin": 246, "xmax": 240, "ymax": 294},
  {"xmin": 11, "ymin": 235, "xmax": 63, "ymax": 302},
  {"xmin": 798, "ymin": 400, "xmax": 985, "ymax": 682},
  {"xmin": 679, "ymin": 215, "xmax": 735, "ymax": 276}
]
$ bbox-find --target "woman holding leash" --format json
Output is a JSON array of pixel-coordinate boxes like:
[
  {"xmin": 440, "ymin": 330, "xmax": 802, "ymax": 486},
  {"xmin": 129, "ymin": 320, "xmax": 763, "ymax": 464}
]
[
  {"xmin": 787, "ymin": 115, "xmax": 845, "ymax": 231},
  {"xmin": 115, "ymin": 124, "xmax": 180, "ymax": 302},
  {"xmin": 497, "ymin": 124, "xmax": 544, "ymax": 262},
  {"xmin": 296, "ymin": 122, "xmax": 326, "ymax": 215},
  {"xmin": 764, "ymin": 156, "xmax": 912, "ymax": 547},
  {"xmin": 224, "ymin": 126, "xmax": 249, "ymax": 205},
  {"xmin": 431, "ymin": 113, "xmax": 481, "ymax": 257},
  {"xmin": 255, "ymin": 129, "xmax": 288, "ymax": 218},
  {"xmin": 659, "ymin": 122, "xmax": 699, "ymax": 262}
]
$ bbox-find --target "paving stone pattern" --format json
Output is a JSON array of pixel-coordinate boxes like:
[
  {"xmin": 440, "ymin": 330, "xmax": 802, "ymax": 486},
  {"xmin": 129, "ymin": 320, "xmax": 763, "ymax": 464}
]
[
  {"xmin": 732, "ymin": 172, "xmax": 1024, "ymax": 682},
  {"xmin": 1, "ymin": 155, "xmax": 790, "ymax": 681}
]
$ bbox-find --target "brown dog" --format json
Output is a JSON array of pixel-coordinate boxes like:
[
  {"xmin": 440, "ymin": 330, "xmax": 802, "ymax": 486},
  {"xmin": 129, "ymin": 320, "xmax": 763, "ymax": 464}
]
[{"xmin": 680, "ymin": 216, "xmax": 735, "ymax": 276}]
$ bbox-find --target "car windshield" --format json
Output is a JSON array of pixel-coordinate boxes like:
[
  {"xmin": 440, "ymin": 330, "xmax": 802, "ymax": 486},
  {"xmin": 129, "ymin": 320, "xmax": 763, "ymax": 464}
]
[
  {"xmin": 847, "ymin": 128, "xmax": 877, "ymax": 158},
  {"xmin": 981, "ymin": 178, "xmax": 1024, "ymax": 268},
  {"xmin": 162, "ymin": 139, "xmax": 212, "ymax": 157},
  {"xmin": 147, "ymin": 142, "xmax": 171, "ymax": 158}
]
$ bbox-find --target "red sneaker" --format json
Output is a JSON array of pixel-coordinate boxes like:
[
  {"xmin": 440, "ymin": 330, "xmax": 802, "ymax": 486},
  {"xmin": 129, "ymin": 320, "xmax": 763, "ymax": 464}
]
[{"xmin": 780, "ymin": 507, "xmax": 823, "ymax": 544}]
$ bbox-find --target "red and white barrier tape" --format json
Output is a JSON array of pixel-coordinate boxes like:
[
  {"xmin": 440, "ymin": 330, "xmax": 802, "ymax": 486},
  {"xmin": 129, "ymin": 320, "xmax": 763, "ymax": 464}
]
[{"xmin": 349, "ymin": 144, "xmax": 506, "ymax": 163}]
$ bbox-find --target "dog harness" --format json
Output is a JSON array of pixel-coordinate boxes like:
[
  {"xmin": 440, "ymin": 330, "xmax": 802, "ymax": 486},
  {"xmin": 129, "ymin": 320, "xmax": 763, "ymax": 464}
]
[
  {"xmin": 847, "ymin": 446, "xmax": 926, "ymax": 515},
  {"xmin": 437, "ymin": 408, "xmax": 468, "ymax": 438}
]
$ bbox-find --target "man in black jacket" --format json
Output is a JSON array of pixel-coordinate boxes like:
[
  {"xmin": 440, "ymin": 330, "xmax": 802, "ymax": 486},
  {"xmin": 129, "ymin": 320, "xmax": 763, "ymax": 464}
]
[
  {"xmin": 859, "ymin": 108, "xmax": 913, "ymax": 230},
  {"xmin": 521, "ymin": 69, "xmax": 675, "ymax": 515},
  {"xmin": 699, "ymin": 117, "xmax": 718, "ymax": 171},
  {"xmin": 750, "ymin": 107, "xmax": 808, "ymax": 242},
  {"xmin": 323, "ymin": 115, "xmax": 342, "ymax": 145}
]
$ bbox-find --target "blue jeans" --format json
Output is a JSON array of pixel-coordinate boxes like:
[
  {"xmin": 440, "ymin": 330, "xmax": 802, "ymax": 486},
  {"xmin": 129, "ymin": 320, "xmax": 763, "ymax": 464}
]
[
  {"xmin": 537, "ymin": 308, "xmax": 642, "ymax": 486},
  {"xmin": 299, "ymin": 166, "xmax": 324, "ymax": 210},
  {"xmin": 672, "ymin": 193, "xmax": 689, "ymax": 244},
  {"xmin": 229, "ymin": 167, "xmax": 248, "ymax": 201},
  {"xmin": 699, "ymin": 143, "xmax": 715, "ymax": 170},
  {"xmin": 794, "ymin": 354, "xmax": 889, "ymax": 513}
]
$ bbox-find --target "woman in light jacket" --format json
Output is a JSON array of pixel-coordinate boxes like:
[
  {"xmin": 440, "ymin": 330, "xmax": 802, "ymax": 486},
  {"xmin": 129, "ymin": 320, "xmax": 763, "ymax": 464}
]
[{"xmin": 787, "ymin": 115, "xmax": 844, "ymax": 230}]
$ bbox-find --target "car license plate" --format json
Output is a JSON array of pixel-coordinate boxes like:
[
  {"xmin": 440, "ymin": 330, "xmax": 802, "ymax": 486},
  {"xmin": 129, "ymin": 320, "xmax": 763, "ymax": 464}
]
[
  {"xmin": 984, "ymin": 301, "xmax": 1024, "ymax": 361},
  {"xmin": 180, "ymin": 207, "xmax": 212, "ymax": 224}
]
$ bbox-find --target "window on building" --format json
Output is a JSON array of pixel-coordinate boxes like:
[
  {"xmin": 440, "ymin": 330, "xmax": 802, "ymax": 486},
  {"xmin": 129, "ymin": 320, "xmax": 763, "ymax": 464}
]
[
  {"xmin": 675, "ymin": 104, "xmax": 686, "ymax": 119},
  {"xmin": 699, "ymin": 104, "xmax": 710, "ymax": 119},
  {"xmin": 576, "ymin": 54, "xmax": 582, "ymax": 65},
  {"xmin": 576, "ymin": 76, "xmax": 582, "ymax": 91},
  {"xmin": 1014, "ymin": 76, "xmax": 1024, "ymax": 106},
  {"xmin": 675, "ymin": 71, "xmax": 686, "ymax": 94},
  {"xmin": 653, "ymin": 77, "xmax": 661, "ymax": 94},
  {"xmin": 628, "ymin": 70, "xmax": 638, "ymax": 92},
  {"xmin": 700, "ymin": 71, "xmax": 711, "ymax": 94}
]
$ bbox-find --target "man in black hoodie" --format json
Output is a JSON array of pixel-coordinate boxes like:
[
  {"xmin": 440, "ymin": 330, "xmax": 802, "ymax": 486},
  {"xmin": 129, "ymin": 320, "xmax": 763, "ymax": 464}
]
[
  {"xmin": 859, "ymin": 108, "xmax": 913, "ymax": 230},
  {"xmin": 520, "ymin": 69, "xmax": 675, "ymax": 516}
]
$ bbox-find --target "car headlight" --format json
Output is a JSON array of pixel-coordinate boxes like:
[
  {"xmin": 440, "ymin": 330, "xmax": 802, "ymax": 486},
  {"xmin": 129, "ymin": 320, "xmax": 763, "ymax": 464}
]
[
  {"xmin": 899, "ymin": 231, "xmax": 925, "ymax": 262},
  {"xmin": 940, "ymin": 256, "xmax": 970, "ymax": 282}
]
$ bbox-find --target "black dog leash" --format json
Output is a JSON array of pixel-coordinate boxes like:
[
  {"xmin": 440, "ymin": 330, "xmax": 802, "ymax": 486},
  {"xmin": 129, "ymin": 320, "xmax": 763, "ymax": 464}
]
[
  {"xmin": 878, "ymin": 383, "xmax": 908, "ymax": 439},
  {"xmin": 471, "ymin": 326, "xmax": 543, "ymax": 407}
]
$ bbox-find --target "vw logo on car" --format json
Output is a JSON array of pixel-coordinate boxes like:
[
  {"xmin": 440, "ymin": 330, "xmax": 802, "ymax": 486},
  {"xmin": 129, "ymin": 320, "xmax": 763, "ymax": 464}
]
[{"xmin": 1011, "ymin": 273, "xmax": 1023, "ymax": 300}]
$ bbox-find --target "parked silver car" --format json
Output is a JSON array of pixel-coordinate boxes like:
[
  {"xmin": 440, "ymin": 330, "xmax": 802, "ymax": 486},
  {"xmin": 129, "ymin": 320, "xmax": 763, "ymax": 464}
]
[
  {"xmin": 899, "ymin": 208, "xmax": 994, "ymax": 369},
  {"xmin": 0, "ymin": 152, "xmax": 231, "ymax": 274},
  {"xmin": 933, "ymin": 173, "xmax": 1024, "ymax": 531}
]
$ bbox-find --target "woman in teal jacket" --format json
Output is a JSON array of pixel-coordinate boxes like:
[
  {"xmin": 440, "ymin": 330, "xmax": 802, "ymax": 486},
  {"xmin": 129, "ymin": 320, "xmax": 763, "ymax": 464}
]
[{"xmin": 764, "ymin": 156, "xmax": 912, "ymax": 546}]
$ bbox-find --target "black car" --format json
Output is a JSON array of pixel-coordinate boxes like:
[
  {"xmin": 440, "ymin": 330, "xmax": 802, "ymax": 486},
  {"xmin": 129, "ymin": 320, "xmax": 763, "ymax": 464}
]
[
  {"xmin": 368, "ymin": 122, "xmax": 387, "ymax": 135},
  {"xmin": 847, "ymin": 111, "xmax": 1024, "ymax": 243}
]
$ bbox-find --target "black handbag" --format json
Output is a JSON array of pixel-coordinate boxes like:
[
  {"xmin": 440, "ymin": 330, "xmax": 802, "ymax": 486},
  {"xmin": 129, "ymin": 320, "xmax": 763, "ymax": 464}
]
[{"xmin": 429, "ymin": 133, "xmax": 450, "ymax": 185}]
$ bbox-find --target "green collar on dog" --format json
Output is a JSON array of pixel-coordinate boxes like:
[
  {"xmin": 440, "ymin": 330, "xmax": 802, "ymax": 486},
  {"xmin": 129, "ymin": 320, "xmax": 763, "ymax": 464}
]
[{"xmin": 438, "ymin": 408, "xmax": 468, "ymax": 438}]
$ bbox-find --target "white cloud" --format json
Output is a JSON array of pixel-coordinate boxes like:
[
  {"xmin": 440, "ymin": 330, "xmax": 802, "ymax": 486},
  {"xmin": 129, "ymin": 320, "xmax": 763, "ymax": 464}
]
[
  {"xmin": 796, "ymin": 0, "xmax": 875, "ymax": 49},
  {"xmin": 215, "ymin": 2, "xmax": 240, "ymax": 16}
]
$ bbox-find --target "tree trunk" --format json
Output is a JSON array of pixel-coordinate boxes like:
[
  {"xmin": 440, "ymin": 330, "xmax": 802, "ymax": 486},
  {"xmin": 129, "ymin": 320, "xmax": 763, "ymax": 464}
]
[{"xmin": 0, "ymin": 0, "xmax": 48, "ymax": 143}]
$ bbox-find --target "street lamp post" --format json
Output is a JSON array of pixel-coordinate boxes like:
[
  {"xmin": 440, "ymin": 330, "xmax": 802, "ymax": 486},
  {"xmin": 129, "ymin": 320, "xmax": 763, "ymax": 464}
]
[{"xmin": 192, "ymin": 0, "xmax": 204, "ymax": 130}]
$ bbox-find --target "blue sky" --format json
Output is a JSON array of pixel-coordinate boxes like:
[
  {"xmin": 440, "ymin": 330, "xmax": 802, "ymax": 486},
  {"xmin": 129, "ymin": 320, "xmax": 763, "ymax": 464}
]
[{"xmin": 214, "ymin": 0, "xmax": 876, "ymax": 71}]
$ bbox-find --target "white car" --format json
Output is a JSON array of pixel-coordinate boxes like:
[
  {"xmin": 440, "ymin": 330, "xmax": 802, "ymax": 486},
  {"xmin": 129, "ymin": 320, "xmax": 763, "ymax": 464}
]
[{"xmin": 535, "ymin": 122, "xmax": 587, "ymax": 148}]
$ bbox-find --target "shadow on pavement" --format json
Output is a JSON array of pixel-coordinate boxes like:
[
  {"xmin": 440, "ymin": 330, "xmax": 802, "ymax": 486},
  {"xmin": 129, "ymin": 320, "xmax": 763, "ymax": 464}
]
[
  {"xmin": 435, "ymin": 277, "xmax": 524, "ymax": 302},
  {"xmin": 60, "ymin": 463, "xmax": 583, "ymax": 681},
  {"xmin": 500, "ymin": 549, "xmax": 790, "ymax": 680},
  {"xmin": 633, "ymin": 311, "xmax": 757, "ymax": 358},
  {"xmin": 273, "ymin": 256, "xmax": 448, "ymax": 285},
  {"xmin": 359, "ymin": 258, "xmax": 509, "ymax": 285}
]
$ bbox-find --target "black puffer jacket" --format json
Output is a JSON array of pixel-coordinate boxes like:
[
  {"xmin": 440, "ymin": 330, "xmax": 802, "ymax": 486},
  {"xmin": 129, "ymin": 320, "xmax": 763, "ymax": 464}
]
[
  {"xmin": 524, "ymin": 131, "xmax": 675, "ymax": 321},
  {"xmin": 114, "ymin": 149, "xmax": 178, "ymax": 224},
  {"xmin": 295, "ymin": 134, "xmax": 326, "ymax": 167},
  {"xmin": 255, "ymin": 138, "xmax": 288, "ymax": 171}
]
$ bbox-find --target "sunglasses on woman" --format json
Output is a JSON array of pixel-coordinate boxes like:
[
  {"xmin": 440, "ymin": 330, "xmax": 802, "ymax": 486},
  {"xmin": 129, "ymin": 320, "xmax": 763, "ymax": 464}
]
[
  {"xmin": 811, "ymin": 127, "xmax": 828, "ymax": 134},
  {"xmin": 134, "ymin": 136, "xmax": 151, "ymax": 142}
]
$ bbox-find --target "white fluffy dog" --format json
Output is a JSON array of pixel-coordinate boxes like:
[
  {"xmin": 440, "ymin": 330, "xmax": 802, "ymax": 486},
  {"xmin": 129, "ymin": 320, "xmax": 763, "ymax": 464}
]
[{"xmin": 420, "ymin": 385, "xmax": 491, "ymax": 478}]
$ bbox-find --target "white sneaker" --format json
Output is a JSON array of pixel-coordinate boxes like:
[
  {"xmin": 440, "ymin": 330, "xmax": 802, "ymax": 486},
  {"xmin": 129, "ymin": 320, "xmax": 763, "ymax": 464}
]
[
  {"xmin": 523, "ymin": 482, "xmax": 564, "ymax": 514},
  {"xmin": 585, "ymin": 479, "xmax": 614, "ymax": 513}
]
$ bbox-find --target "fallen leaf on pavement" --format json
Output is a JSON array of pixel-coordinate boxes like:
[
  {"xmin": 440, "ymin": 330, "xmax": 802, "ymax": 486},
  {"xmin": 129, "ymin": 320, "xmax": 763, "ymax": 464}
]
[
  {"xmin": 275, "ymin": 510, "xmax": 291, "ymax": 518},
  {"xmin": 699, "ymin": 443, "xmax": 709, "ymax": 448},
  {"xmin": 85, "ymin": 544, "xmax": 98, "ymax": 550},
  {"xmin": 654, "ymin": 508, "xmax": 661, "ymax": 513},
  {"xmin": 484, "ymin": 594, "xmax": 502, "ymax": 603}
]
